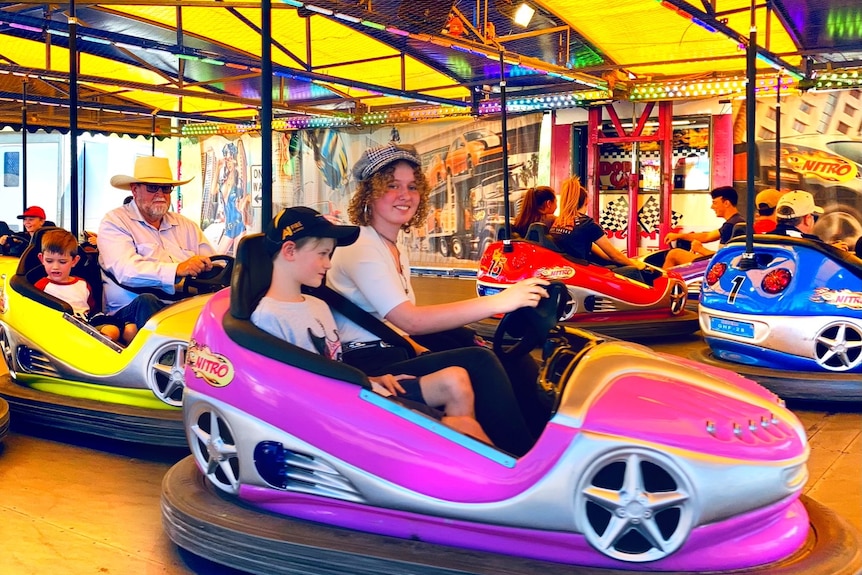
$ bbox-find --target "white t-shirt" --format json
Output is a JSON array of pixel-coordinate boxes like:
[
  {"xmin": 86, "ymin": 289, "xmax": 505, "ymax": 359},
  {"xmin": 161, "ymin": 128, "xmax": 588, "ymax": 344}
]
[
  {"xmin": 250, "ymin": 294, "xmax": 343, "ymax": 360},
  {"xmin": 35, "ymin": 277, "xmax": 92, "ymax": 319},
  {"xmin": 327, "ymin": 226, "xmax": 414, "ymax": 343}
]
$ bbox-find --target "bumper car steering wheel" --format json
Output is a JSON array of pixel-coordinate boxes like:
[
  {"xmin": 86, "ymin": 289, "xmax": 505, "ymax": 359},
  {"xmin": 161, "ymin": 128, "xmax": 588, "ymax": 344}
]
[
  {"xmin": 181, "ymin": 255, "xmax": 234, "ymax": 296},
  {"xmin": 493, "ymin": 281, "xmax": 570, "ymax": 358}
]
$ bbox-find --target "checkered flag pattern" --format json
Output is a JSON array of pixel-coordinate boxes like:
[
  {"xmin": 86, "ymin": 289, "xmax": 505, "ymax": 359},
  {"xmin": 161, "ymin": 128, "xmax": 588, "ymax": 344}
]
[
  {"xmin": 600, "ymin": 197, "xmax": 630, "ymax": 232},
  {"xmin": 638, "ymin": 196, "xmax": 683, "ymax": 233}
]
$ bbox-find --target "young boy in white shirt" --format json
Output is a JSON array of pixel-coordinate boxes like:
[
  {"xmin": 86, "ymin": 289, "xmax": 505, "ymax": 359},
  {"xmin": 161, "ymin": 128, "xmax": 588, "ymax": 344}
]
[
  {"xmin": 251, "ymin": 206, "xmax": 491, "ymax": 444},
  {"xmin": 36, "ymin": 229, "xmax": 121, "ymax": 341}
]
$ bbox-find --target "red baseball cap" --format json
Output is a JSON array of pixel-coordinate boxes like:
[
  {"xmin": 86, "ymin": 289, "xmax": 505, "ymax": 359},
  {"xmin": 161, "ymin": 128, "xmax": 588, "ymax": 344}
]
[{"xmin": 17, "ymin": 206, "xmax": 46, "ymax": 219}]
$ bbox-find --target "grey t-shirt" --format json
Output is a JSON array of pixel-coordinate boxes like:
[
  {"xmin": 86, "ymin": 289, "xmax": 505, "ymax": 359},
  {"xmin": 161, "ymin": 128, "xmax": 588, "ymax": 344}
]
[{"xmin": 251, "ymin": 295, "xmax": 343, "ymax": 360}]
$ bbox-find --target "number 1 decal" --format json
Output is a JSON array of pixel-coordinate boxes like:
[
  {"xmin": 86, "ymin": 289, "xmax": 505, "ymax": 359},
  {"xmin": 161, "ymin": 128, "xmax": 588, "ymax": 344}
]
[{"xmin": 728, "ymin": 275, "xmax": 745, "ymax": 304}]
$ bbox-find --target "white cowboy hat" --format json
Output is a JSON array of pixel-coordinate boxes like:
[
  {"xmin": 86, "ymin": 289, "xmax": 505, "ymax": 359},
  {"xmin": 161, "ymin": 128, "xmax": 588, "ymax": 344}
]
[{"xmin": 110, "ymin": 156, "xmax": 193, "ymax": 190}]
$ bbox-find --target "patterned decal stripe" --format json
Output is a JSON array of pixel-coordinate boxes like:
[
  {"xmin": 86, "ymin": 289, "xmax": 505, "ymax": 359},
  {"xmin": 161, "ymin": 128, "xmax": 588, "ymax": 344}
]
[
  {"xmin": 809, "ymin": 288, "xmax": 862, "ymax": 311},
  {"xmin": 187, "ymin": 339, "xmax": 235, "ymax": 387}
]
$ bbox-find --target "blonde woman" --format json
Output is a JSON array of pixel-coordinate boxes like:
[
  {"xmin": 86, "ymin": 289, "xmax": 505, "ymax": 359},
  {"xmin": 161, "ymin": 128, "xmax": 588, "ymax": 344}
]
[{"xmin": 549, "ymin": 176, "xmax": 647, "ymax": 277}]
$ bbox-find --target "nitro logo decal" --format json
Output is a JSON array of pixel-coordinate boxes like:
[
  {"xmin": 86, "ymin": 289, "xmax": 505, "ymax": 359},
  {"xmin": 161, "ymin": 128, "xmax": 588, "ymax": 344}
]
[
  {"xmin": 187, "ymin": 340, "xmax": 235, "ymax": 387},
  {"xmin": 783, "ymin": 149, "xmax": 857, "ymax": 183},
  {"xmin": 537, "ymin": 266, "xmax": 575, "ymax": 280},
  {"xmin": 810, "ymin": 288, "xmax": 862, "ymax": 311}
]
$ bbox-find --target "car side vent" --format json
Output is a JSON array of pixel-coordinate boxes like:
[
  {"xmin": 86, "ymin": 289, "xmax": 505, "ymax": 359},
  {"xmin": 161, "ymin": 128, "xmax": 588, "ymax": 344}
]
[
  {"xmin": 585, "ymin": 295, "xmax": 618, "ymax": 312},
  {"xmin": 254, "ymin": 441, "xmax": 364, "ymax": 502},
  {"xmin": 17, "ymin": 346, "xmax": 60, "ymax": 377}
]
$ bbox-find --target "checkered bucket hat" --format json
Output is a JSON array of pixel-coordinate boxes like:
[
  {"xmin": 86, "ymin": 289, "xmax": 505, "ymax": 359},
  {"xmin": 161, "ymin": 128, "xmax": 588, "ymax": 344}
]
[{"xmin": 352, "ymin": 143, "xmax": 421, "ymax": 182}]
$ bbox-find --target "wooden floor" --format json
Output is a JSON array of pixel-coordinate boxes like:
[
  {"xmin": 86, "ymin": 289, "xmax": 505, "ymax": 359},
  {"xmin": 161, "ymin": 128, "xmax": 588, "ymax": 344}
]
[{"xmin": 0, "ymin": 276, "xmax": 857, "ymax": 575}]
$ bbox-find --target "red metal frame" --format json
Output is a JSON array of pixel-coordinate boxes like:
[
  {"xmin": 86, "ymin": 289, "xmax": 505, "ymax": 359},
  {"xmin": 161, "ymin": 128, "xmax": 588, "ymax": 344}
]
[{"xmin": 587, "ymin": 102, "xmax": 674, "ymax": 256}]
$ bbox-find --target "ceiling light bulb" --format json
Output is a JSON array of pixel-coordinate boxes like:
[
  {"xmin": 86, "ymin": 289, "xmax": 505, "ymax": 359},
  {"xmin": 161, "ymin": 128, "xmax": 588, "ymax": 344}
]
[{"xmin": 513, "ymin": 4, "xmax": 535, "ymax": 27}]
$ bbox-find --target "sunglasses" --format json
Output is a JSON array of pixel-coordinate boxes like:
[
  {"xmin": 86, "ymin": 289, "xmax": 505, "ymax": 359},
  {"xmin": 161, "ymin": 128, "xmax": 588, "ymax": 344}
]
[{"xmin": 136, "ymin": 184, "xmax": 174, "ymax": 194}]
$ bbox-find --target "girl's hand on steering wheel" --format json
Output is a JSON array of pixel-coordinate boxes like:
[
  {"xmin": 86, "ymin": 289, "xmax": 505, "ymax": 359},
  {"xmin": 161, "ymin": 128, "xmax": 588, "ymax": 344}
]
[{"xmin": 495, "ymin": 277, "xmax": 549, "ymax": 313}]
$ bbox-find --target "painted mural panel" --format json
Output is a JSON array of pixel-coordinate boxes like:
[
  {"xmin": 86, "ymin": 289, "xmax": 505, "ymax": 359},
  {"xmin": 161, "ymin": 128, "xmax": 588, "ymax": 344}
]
[
  {"xmin": 735, "ymin": 90, "xmax": 862, "ymax": 247},
  {"xmin": 254, "ymin": 114, "xmax": 544, "ymax": 267}
]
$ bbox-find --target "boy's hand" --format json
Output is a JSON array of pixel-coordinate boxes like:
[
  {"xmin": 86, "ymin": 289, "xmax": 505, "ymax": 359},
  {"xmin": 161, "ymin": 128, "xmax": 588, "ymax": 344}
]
[{"xmin": 369, "ymin": 374, "xmax": 409, "ymax": 396}]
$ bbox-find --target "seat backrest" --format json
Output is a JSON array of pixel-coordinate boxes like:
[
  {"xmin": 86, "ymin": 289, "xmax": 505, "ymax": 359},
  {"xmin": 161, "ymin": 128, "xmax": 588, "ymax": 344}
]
[
  {"xmin": 728, "ymin": 234, "xmax": 862, "ymax": 280},
  {"xmin": 229, "ymin": 233, "xmax": 272, "ymax": 320},
  {"xmin": 525, "ymin": 222, "xmax": 562, "ymax": 252}
]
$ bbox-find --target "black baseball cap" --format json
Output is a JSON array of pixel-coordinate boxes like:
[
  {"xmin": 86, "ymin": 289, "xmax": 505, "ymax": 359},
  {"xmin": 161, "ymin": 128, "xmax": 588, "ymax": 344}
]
[{"xmin": 265, "ymin": 206, "xmax": 359, "ymax": 255}]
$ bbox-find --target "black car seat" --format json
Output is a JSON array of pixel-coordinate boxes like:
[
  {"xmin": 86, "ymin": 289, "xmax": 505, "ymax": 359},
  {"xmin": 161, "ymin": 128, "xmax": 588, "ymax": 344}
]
[
  {"xmin": 525, "ymin": 222, "xmax": 562, "ymax": 252},
  {"xmin": 10, "ymin": 226, "xmax": 103, "ymax": 314}
]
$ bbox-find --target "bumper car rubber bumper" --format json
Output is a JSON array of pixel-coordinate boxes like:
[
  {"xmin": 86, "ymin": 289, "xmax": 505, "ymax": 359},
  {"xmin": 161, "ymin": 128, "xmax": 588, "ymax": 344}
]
[{"xmin": 161, "ymin": 456, "xmax": 862, "ymax": 575}]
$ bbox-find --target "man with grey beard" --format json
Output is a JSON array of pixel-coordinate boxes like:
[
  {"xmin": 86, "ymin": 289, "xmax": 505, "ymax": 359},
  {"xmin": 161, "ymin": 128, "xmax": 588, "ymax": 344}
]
[{"xmin": 98, "ymin": 156, "xmax": 215, "ymax": 344}]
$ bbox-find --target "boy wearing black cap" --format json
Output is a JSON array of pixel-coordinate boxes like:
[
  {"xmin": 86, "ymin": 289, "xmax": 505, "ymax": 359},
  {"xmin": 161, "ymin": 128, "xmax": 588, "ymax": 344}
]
[{"xmin": 252, "ymin": 206, "xmax": 492, "ymax": 444}]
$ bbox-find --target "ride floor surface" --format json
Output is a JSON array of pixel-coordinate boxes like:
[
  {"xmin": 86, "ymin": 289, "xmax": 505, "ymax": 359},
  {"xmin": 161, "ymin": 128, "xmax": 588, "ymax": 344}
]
[{"xmin": 0, "ymin": 275, "xmax": 857, "ymax": 575}]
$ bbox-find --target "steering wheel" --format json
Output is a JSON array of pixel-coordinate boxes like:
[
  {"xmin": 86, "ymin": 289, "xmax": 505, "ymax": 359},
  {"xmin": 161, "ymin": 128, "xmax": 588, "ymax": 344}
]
[
  {"xmin": 181, "ymin": 254, "xmax": 234, "ymax": 296},
  {"xmin": 493, "ymin": 281, "xmax": 570, "ymax": 359},
  {"xmin": 2, "ymin": 234, "xmax": 28, "ymax": 256}
]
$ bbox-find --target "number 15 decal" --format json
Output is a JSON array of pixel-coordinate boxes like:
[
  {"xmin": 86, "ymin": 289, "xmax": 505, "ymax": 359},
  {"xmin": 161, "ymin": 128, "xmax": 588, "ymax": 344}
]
[{"xmin": 728, "ymin": 275, "xmax": 745, "ymax": 304}]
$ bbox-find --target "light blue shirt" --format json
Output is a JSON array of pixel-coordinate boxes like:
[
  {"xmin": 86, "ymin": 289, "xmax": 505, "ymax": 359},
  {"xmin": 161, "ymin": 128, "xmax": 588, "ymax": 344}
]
[{"xmin": 97, "ymin": 201, "xmax": 215, "ymax": 314}]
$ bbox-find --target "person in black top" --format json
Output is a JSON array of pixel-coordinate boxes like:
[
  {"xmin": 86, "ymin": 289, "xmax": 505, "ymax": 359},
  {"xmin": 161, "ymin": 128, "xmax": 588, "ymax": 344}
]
[
  {"xmin": 549, "ymin": 176, "xmax": 646, "ymax": 279},
  {"xmin": 772, "ymin": 190, "xmax": 853, "ymax": 252},
  {"xmin": 662, "ymin": 186, "xmax": 744, "ymax": 268},
  {"xmin": 512, "ymin": 186, "xmax": 557, "ymax": 238}
]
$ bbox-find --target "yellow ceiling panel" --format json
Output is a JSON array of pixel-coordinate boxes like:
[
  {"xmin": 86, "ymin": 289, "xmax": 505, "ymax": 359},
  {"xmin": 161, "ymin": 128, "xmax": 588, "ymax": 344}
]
[
  {"xmin": 264, "ymin": 11, "xmax": 399, "ymax": 67},
  {"xmin": 76, "ymin": 83, "xmax": 255, "ymax": 118},
  {"xmin": 2, "ymin": 35, "xmax": 194, "ymax": 88},
  {"xmin": 104, "ymin": 6, "xmax": 301, "ymax": 68},
  {"xmin": 102, "ymin": 6, "xmax": 458, "ymax": 97}
]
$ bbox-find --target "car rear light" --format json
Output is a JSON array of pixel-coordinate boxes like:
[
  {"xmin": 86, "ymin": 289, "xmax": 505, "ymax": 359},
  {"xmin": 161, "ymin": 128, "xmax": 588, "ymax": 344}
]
[
  {"xmin": 761, "ymin": 268, "xmax": 792, "ymax": 294},
  {"xmin": 705, "ymin": 262, "xmax": 726, "ymax": 286}
]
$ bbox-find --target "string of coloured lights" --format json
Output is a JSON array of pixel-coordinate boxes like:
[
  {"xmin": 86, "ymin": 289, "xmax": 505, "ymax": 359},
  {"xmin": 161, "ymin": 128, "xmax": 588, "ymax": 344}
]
[{"xmin": 630, "ymin": 75, "xmax": 796, "ymax": 100}]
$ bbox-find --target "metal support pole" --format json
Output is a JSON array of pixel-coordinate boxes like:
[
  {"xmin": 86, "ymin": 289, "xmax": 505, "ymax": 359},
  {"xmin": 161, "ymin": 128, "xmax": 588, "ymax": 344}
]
[
  {"xmin": 22, "ymin": 79, "xmax": 28, "ymax": 210},
  {"xmin": 69, "ymin": 0, "xmax": 79, "ymax": 237},
  {"xmin": 499, "ymin": 52, "xmax": 511, "ymax": 251},
  {"xmin": 587, "ymin": 107, "xmax": 600, "ymax": 222},
  {"xmin": 261, "ymin": 0, "xmax": 273, "ymax": 227},
  {"xmin": 775, "ymin": 72, "xmax": 781, "ymax": 191},
  {"xmin": 740, "ymin": 0, "xmax": 757, "ymax": 268},
  {"xmin": 659, "ymin": 101, "xmax": 673, "ymax": 249}
]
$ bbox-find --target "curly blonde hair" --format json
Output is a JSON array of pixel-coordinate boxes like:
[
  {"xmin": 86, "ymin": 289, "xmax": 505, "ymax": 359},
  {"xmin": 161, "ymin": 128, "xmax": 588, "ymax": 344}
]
[{"xmin": 347, "ymin": 161, "xmax": 431, "ymax": 229}]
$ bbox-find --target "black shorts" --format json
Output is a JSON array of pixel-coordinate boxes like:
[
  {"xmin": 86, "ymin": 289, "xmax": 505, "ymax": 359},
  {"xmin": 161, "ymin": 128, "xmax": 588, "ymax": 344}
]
[
  {"xmin": 397, "ymin": 377, "xmax": 424, "ymax": 404},
  {"xmin": 392, "ymin": 377, "xmax": 442, "ymax": 420}
]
